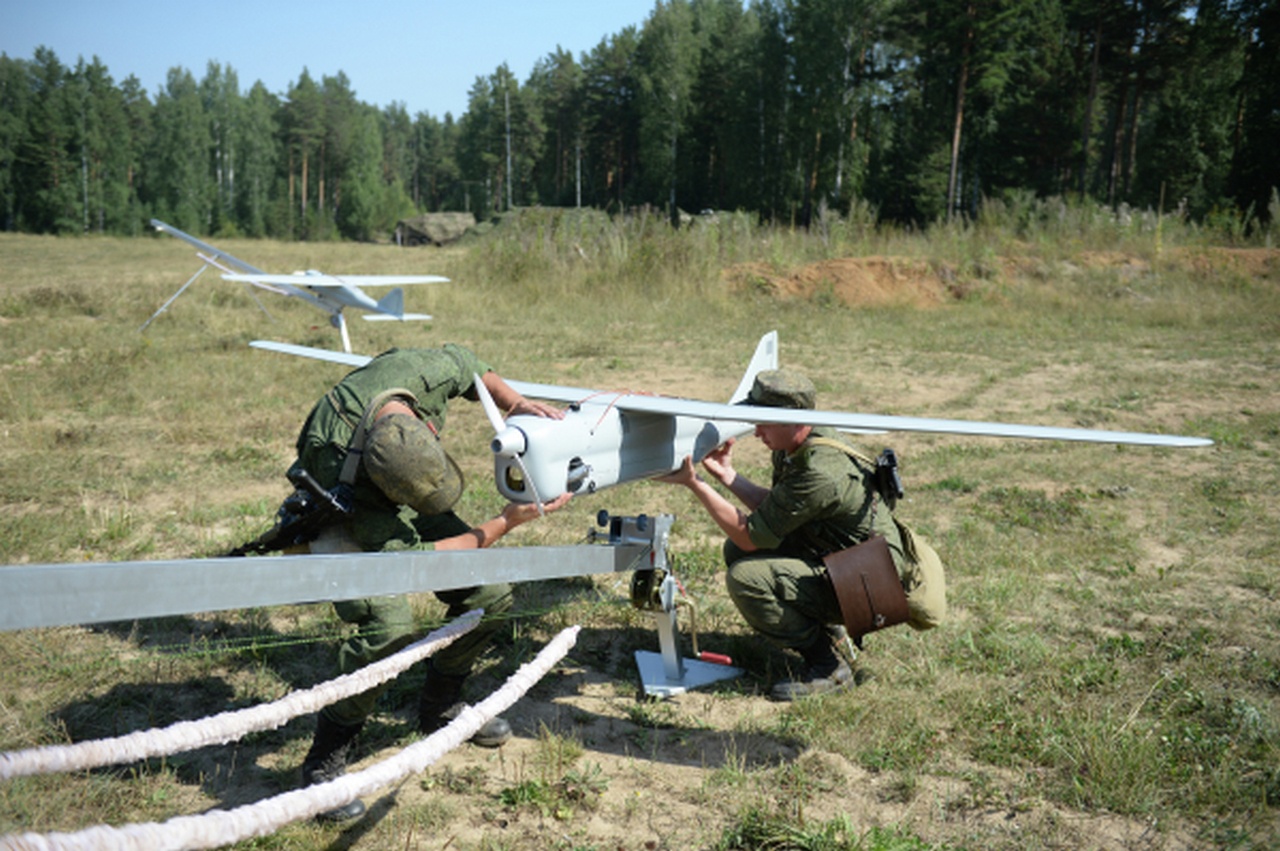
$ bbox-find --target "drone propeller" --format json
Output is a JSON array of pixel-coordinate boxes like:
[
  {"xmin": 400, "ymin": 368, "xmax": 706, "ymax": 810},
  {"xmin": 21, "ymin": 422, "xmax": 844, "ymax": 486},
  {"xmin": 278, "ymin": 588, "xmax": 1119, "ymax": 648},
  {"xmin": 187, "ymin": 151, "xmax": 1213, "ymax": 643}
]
[{"xmin": 473, "ymin": 374, "xmax": 544, "ymax": 513}]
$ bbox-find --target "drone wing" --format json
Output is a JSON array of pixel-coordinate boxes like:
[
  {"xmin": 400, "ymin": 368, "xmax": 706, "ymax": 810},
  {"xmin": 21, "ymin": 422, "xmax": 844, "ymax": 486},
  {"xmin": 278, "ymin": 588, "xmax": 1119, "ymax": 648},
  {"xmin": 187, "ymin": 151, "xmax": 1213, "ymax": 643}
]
[
  {"xmin": 249, "ymin": 341, "xmax": 372, "ymax": 368},
  {"xmin": 549, "ymin": 392, "xmax": 1212, "ymax": 448},
  {"xmin": 222, "ymin": 273, "xmax": 448, "ymax": 288},
  {"xmin": 151, "ymin": 219, "xmax": 264, "ymax": 275},
  {"xmin": 249, "ymin": 341, "xmax": 1212, "ymax": 449},
  {"xmin": 363, "ymin": 313, "xmax": 433, "ymax": 321}
]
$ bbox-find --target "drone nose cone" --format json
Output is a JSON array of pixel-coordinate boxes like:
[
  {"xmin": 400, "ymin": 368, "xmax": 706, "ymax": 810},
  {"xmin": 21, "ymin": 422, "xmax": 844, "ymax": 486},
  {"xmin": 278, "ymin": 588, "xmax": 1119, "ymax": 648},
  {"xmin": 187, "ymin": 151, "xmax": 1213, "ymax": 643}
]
[{"xmin": 491, "ymin": 427, "xmax": 526, "ymax": 458}]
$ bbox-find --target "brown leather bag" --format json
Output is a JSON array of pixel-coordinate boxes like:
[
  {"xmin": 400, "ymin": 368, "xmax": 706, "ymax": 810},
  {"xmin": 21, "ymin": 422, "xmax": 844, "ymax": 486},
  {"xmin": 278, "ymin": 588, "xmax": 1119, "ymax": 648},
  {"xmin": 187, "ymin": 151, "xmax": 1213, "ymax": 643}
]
[{"xmin": 823, "ymin": 535, "xmax": 910, "ymax": 647}]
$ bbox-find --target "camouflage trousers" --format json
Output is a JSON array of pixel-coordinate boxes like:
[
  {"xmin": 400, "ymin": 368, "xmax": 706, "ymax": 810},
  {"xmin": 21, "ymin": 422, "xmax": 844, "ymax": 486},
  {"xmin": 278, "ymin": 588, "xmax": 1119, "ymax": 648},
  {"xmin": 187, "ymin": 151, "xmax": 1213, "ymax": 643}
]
[
  {"xmin": 722, "ymin": 540, "xmax": 843, "ymax": 652},
  {"xmin": 310, "ymin": 510, "xmax": 513, "ymax": 728}
]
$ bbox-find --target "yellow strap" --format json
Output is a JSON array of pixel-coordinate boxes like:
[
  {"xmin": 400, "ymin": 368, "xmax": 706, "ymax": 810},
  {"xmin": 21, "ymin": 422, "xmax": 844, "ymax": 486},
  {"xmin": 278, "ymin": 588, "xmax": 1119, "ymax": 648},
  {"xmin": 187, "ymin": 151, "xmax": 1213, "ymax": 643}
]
[
  {"xmin": 805, "ymin": 434, "xmax": 884, "ymax": 530},
  {"xmin": 337, "ymin": 386, "xmax": 420, "ymax": 486},
  {"xmin": 804, "ymin": 435, "xmax": 877, "ymax": 470}
]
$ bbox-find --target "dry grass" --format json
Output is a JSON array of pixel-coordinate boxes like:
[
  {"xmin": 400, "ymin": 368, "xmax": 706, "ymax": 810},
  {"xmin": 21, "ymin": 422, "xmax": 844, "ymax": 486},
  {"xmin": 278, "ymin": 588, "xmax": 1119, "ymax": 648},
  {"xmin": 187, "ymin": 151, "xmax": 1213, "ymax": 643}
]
[{"xmin": 1, "ymin": 220, "xmax": 1278, "ymax": 850}]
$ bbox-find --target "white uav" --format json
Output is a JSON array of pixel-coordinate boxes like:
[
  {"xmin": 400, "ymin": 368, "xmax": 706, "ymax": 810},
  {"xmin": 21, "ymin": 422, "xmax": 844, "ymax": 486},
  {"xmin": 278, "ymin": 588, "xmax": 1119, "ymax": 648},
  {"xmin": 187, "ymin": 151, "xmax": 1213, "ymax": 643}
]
[
  {"xmin": 252, "ymin": 332, "xmax": 1213, "ymax": 506},
  {"xmin": 145, "ymin": 219, "xmax": 446, "ymax": 352}
]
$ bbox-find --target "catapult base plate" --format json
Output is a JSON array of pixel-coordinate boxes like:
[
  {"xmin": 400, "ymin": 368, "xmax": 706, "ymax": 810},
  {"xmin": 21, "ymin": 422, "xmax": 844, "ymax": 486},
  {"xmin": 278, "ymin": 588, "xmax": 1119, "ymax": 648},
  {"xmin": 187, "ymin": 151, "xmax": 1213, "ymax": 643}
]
[{"xmin": 634, "ymin": 650, "xmax": 744, "ymax": 698}]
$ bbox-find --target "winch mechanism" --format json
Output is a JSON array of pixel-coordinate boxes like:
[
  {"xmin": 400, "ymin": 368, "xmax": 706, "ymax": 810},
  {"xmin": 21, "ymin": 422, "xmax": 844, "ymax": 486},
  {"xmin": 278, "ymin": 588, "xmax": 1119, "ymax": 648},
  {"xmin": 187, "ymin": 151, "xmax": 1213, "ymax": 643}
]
[{"xmin": 591, "ymin": 511, "xmax": 743, "ymax": 698}]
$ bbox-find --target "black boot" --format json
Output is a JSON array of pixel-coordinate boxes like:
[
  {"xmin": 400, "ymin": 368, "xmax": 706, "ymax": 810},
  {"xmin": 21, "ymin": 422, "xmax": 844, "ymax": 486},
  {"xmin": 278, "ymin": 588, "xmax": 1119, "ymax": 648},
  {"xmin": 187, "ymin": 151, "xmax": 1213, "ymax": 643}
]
[
  {"xmin": 770, "ymin": 633, "xmax": 853, "ymax": 702},
  {"xmin": 300, "ymin": 715, "xmax": 367, "ymax": 822},
  {"xmin": 418, "ymin": 663, "xmax": 512, "ymax": 748}
]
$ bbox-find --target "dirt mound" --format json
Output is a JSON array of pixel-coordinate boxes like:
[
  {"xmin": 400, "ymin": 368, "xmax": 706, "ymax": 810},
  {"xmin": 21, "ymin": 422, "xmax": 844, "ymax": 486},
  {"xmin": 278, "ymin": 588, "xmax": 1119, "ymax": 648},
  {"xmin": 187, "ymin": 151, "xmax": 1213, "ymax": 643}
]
[
  {"xmin": 725, "ymin": 247, "xmax": 1280, "ymax": 310},
  {"xmin": 724, "ymin": 257, "xmax": 958, "ymax": 308},
  {"xmin": 1172, "ymin": 246, "xmax": 1280, "ymax": 279}
]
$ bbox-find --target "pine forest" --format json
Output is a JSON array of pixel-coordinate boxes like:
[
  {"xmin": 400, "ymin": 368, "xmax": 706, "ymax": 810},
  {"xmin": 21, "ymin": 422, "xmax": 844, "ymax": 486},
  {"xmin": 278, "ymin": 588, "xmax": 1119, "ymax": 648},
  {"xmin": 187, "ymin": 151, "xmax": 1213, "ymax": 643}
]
[{"xmin": 1, "ymin": 0, "xmax": 1277, "ymax": 241}]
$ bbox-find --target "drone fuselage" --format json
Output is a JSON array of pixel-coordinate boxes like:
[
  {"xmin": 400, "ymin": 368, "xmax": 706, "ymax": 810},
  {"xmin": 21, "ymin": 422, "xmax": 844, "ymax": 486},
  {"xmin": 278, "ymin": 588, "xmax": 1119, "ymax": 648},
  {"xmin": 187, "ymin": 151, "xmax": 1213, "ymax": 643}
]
[{"xmin": 491, "ymin": 401, "xmax": 752, "ymax": 503}]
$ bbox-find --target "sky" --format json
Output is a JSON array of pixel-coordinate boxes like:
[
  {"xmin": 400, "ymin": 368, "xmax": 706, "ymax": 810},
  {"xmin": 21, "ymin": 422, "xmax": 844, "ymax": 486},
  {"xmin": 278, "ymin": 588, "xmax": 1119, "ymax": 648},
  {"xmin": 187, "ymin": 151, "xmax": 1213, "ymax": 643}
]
[{"xmin": 1, "ymin": 0, "xmax": 661, "ymax": 119}]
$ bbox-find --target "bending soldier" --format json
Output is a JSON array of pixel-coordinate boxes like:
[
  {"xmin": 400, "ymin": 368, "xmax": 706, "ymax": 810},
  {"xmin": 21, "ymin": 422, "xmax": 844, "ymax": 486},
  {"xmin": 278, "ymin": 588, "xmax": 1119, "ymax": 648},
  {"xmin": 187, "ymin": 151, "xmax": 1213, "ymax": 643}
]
[{"xmin": 282, "ymin": 344, "xmax": 569, "ymax": 821}]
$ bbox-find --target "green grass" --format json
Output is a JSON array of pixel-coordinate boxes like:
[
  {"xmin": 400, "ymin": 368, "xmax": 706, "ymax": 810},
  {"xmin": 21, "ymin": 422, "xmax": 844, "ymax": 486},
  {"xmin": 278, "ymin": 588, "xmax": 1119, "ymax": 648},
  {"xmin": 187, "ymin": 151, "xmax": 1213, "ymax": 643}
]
[{"xmin": 1, "ymin": 208, "xmax": 1278, "ymax": 849}]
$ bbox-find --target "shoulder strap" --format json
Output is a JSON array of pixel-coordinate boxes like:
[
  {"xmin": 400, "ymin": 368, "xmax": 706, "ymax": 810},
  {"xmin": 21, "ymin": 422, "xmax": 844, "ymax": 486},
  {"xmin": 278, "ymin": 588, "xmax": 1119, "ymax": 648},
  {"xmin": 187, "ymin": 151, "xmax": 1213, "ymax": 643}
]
[
  {"xmin": 804, "ymin": 434, "xmax": 883, "ymax": 528},
  {"xmin": 337, "ymin": 386, "xmax": 420, "ymax": 486},
  {"xmin": 805, "ymin": 435, "xmax": 878, "ymax": 471}
]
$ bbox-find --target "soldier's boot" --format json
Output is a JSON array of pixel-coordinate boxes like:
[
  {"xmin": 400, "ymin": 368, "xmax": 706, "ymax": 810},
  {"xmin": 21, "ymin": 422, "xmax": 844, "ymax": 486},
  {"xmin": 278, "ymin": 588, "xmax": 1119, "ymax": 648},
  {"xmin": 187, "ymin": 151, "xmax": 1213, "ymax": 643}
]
[
  {"xmin": 418, "ymin": 662, "xmax": 513, "ymax": 748},
  {"xmin": 299, "ymin": 715, "xmax": 367, "ymax": 822},
  {"xmin": 825, "ymin": 624, "xmax": 859, "ymax": 668},
  {"xmin": 770, "ymin": 632, "xmax": 854, "ymax": 702}
]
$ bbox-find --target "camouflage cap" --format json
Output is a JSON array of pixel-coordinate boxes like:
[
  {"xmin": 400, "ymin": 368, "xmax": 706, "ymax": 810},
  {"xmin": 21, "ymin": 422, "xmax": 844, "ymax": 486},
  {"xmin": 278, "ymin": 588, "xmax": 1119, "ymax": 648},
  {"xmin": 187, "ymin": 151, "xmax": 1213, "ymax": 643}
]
[
  {"xmin": 364, "ymin": 413, "xmax": 464, "ymax": 515},
  {"xmin": 745, "ymin": 368, "xmax": 816, "ymax": 410}
]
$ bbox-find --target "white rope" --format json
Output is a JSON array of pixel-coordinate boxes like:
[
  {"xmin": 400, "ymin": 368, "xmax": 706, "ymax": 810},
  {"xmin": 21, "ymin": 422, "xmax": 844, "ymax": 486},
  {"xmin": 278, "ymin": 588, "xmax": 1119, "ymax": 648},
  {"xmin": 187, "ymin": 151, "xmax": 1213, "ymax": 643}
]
[
  {"xmin": 0, "ymin": 611, "xmax": 482, "ymax": 780},
  {"xmin": 0, "ymin": 625, "xmax": 580, "ymax": 851}
]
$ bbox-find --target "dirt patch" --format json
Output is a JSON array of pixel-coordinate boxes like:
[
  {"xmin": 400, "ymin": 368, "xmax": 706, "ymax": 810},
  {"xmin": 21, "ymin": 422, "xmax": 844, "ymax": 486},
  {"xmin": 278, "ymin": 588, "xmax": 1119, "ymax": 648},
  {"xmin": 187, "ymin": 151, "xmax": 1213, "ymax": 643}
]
[
  {"xmin": 723, "ymin": 257, "xmax": 960, "ymax": 308},
  {"xmin": 1171, "ymin": 246, "xmax": 1280, "ymax": 280},
  {"xmin": 724, "ymin": 248, "xmax": 1280, "ymax": 311},
  {"xmin": 322, "ymin": 669, "xmax": 1191, "ymax": 851}
]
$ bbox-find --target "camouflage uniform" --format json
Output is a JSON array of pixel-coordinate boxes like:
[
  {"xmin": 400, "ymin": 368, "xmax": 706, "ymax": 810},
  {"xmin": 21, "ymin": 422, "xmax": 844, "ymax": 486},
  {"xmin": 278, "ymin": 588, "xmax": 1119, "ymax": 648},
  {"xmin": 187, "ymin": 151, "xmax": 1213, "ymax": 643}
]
[
  {"xmin": 293, "ymin": 345, "xmax": 512, "ymax": 728},
  {"xmin": 726, "ymin": 424, "xmax": 905, "ymax": 652}
]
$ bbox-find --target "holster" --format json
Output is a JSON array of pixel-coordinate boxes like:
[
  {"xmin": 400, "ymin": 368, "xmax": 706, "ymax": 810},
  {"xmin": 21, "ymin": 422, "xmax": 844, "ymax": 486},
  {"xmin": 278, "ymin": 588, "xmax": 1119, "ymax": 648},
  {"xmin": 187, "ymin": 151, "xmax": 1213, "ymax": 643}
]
[{"xmin": 823, "ymin": 535, "xmax": 909, "ymax": 648}]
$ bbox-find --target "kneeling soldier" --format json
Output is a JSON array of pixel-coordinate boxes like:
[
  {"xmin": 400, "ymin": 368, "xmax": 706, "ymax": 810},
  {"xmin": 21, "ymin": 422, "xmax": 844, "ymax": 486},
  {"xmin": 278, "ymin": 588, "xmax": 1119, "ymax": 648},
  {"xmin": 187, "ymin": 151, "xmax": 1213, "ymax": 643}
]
[{"xmin": 658, "ymin": 369, "xmax": 945, "ymax": 701}]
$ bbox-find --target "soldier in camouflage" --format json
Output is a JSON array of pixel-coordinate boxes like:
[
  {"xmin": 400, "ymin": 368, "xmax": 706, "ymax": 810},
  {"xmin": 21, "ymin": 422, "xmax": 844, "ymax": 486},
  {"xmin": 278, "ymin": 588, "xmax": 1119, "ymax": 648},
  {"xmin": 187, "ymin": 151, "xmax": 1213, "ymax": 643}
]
[
  {"xmin": 660, "ymin": 368, "xmax": 909, "ymax": 701},
  {"xmin": 290, "ymin": 344, "xmax": 569, "ymax": 821}
]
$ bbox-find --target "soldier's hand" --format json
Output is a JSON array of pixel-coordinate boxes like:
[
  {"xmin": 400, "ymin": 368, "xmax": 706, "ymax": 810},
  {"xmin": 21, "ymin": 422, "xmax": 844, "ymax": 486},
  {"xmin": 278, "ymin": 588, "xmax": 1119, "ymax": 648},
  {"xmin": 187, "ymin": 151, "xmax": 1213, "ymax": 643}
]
[
  {"xmin": 510, "ymin": 397, "xmax": 565, "ymax": 420},
  {"xmin": 700, "ymin": 439, "xmax": 736, "ymax": 484},
  {"xmin": 502, "ymin": 491, "xmax": 572, "ymax": 527},
  {"xmin": 656, "ymin": 455, "xmax": 700, "ymax": 487}
]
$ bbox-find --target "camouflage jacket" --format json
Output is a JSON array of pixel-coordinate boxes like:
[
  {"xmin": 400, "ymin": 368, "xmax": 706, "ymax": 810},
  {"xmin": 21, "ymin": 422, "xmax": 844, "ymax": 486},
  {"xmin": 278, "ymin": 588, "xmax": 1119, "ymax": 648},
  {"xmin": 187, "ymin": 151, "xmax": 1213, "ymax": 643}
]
[
  {"xmin": 292, "ymin": 344, "xmax": 492, "ymax": 504},
  {"xmin": 745, "ymin": 426, "xmax": 904, "ymax": 567}
]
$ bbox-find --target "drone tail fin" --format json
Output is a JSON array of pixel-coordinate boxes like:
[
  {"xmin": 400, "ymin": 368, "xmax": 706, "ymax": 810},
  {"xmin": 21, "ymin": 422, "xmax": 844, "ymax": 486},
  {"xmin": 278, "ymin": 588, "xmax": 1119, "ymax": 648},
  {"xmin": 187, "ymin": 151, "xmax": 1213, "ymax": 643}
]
[
  {"xmin": 728, "ymin": 331, "xmax": 779, "ymax": 404},
  {"xmin": 374, "ymin": 287, "xmax": 406, "ymax": 319}
]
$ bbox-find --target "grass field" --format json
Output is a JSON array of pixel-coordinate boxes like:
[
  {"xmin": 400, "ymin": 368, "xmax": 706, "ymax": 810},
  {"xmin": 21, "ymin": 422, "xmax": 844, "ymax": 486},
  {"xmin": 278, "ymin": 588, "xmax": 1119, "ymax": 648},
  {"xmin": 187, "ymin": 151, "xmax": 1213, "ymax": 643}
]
[{"xmin": 1, "ymin": 209, "xmax": 1277, "ymax": 850}]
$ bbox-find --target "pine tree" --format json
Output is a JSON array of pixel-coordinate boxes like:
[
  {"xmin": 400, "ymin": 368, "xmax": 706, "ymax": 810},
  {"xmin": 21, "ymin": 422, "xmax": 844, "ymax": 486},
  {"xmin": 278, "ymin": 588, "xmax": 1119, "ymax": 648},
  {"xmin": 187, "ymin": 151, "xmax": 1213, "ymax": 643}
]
[
  {"xmin": 581, "ymin": 28, "xmax": 642, "ymax": 210},
  {"xmin": 235, "ymin": 81, "xmax": 280, "ymax": 237},
  {"xmin": 144, "ymin": 67, "xmax": 212, "ymax": 231},
  {"xmin": 22, "ymin": 47, "xmax": 79, "ymax": 232},
  {"xmin": 637, "ymin": 0, "xmax": 700, "ymax": 223},
  {"xmin": 0, "ymin": 54, "xmax": 33, "ymax": 231}
]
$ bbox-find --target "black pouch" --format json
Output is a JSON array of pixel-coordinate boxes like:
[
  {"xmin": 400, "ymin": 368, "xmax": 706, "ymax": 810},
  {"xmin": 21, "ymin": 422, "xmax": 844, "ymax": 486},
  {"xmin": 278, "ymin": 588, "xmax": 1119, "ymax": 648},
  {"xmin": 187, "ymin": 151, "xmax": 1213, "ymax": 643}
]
[{"xmin": 874, "ymin": 448, "xmax": 903, "ymax": 510}]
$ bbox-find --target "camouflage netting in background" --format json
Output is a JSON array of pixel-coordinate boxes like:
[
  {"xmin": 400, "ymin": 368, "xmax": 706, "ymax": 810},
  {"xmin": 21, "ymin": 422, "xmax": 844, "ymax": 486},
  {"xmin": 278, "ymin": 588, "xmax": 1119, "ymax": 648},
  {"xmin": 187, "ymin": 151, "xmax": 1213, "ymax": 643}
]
[{"xmin": 395, "ymin": 213, "xmax": 477, "ymax": 246}]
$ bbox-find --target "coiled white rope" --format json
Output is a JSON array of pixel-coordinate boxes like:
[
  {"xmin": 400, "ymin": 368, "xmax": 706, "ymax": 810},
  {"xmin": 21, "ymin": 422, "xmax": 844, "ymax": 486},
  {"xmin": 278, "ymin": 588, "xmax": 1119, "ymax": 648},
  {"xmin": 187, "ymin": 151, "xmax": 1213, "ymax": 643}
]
[
  {"xmin": 0, "ymin": 611, "xmax": 482, "ymax": 780},
  {"xmin": 1, "ymin": 624, "xmax": 580, "ymax": 851}
]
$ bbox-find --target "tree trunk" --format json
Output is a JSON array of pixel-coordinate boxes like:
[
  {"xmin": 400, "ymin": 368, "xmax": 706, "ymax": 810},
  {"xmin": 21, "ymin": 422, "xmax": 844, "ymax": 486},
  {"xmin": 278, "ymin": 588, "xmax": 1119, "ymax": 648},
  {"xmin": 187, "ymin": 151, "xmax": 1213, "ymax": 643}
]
[
  {"xmin": 947, "ymin": 4, "xmax": 975, "ymax": 221},
  {"xmin": 803, "ymin": 118, "xmax": 822, "ymax": 228},
  {"xmin": 1108, "ymin": 67, "xmax": 1129, "ymax": 207},
  {"xmin": 1079, "ymin": 19, "xmax": 1103, "ymax": 199},
  {"xmin": 1125, "ymin": 67, "xmax": 1145, "ymax": 197}
]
